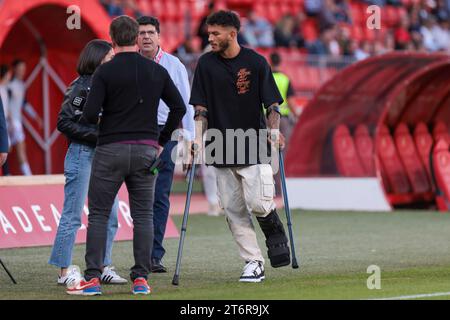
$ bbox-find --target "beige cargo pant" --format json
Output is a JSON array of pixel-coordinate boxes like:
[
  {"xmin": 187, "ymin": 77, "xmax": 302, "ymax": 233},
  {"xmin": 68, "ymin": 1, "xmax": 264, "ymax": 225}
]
[{"xmin": 215, "ymin": 164, "xmax": 276, "ymax": 264}]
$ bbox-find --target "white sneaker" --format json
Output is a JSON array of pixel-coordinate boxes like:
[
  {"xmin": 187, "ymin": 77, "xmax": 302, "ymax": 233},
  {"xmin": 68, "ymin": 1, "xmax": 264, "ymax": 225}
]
[
  {"xmin": 239, "ymin": 260, "xmax": 265, "ymax": 283},
  {"xmin": 57, "ymin": 265, "xmax": 82, "ymax": 286},
  {"xmin": 101, "ymin": 266, "xmax": 128, "ymax": 284}
]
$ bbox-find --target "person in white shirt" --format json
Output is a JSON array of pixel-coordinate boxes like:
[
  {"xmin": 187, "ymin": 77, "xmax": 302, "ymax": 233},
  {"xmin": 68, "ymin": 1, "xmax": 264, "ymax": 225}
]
[
  {"xmin": 7, "ymin": 59, "xmax": 40, "ymax": 175},
  {"xmin": 432, "ymin": 19, "xmax": 450, "ymax": 52},
  {"xmin": 136, "ymin": 16, "xmax": 195, "ymax": 273},
  {"xmin": 420, "ymin": 17, "xmax": 440, "ymax": 52}
]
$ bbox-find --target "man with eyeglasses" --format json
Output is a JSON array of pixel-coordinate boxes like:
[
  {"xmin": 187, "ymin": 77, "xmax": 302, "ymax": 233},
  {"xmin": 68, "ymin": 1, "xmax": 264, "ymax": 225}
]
[{"xmin": 136, "ymin": 16, "xmax": 195, "ymax": 273}]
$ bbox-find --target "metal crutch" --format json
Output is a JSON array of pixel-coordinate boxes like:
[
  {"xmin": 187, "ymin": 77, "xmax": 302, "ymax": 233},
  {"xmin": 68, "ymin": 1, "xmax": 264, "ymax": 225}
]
[
  {"xmin": 172, "ymin": 155, "xmax": 197, "ymax": 285},
  {"xmin": 279, "ymin": 150, "xmax": 299, "ymax": 269}
]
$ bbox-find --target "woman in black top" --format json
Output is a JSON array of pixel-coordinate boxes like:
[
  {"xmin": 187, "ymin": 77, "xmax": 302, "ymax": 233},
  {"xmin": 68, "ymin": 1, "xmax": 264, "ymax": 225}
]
[{"xmin": 48, "ymin": 40, "xmax": 126, "ymax": 286}]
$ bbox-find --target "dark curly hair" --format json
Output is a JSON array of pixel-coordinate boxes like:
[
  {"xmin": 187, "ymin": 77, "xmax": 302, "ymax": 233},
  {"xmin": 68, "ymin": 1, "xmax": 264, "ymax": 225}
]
[{"xmin": 206, "ymin": 10, "xmax": 240, "ymax": 31}]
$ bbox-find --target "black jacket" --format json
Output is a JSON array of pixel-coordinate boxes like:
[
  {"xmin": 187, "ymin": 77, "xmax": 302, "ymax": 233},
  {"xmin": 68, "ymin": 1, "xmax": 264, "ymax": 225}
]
[
  {"xmin": 57, "ymin": 75, "xmax": 98, "ymax": 147},
  {"xmin": 83, "ymin": 52, "xmax": 186, "ymax": 147}
]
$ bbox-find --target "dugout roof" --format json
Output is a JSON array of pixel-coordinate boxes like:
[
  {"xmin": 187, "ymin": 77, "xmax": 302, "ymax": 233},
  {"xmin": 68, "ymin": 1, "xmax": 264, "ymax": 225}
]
[
  {"xmin": 286, "ymin": 52, "xmax": 450, "ymax": 177},
  {"xmin": 0, "ymin": 0, "xmax": 110, "ymax": 174}
]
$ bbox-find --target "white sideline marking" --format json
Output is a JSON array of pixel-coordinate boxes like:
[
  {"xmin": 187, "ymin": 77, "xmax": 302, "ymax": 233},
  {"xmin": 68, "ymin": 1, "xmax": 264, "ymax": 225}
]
[{"xmin": 370, "ymin": 292, "xmax": 450, "ymax": 300}]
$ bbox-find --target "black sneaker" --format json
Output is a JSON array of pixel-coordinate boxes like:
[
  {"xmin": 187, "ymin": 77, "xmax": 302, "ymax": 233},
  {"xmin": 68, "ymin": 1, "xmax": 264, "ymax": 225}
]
[
  {"xmin": 239, "ymin": 260, "xmax": 265, "ymax": 283},
  {"xmin": 151, "ymin": 258, "xmax": 167, "ymax": 273}
]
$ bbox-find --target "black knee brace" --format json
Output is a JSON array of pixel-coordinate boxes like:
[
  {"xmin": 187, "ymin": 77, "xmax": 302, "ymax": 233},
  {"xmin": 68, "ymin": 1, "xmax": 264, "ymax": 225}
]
[{"xmin": 256, "ymin": 210, "xmax": 290, "ymax": 268}]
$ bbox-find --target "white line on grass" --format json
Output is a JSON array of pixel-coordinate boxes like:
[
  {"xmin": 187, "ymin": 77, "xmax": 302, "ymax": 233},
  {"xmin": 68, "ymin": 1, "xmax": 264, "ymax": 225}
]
[{"xmin": 369, "ymin": 292, "xmax": 450, "ymax": 300}]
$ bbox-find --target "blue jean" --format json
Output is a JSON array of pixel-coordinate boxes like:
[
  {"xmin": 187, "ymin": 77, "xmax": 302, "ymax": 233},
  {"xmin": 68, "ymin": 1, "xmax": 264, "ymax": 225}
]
[
  {"xmin": 48, "ymin": 142, "xmax": 119, "ymax": 268},
  {"xmin": 152, "ymin": 139, "xmax": 177, "ymax": 260}
]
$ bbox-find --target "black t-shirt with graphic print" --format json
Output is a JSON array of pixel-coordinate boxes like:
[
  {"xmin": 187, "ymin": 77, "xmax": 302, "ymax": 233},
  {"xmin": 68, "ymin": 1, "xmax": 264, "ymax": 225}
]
[{"xmin": 190, "ymin": 47, "xmax": 283, "ymax": 167}]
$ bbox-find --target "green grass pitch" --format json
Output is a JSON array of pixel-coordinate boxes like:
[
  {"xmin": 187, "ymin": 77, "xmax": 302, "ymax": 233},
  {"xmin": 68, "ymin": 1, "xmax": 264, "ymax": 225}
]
[{"xmin": 1, "ymin": 210, "xmax": 450, "ymax": 300}]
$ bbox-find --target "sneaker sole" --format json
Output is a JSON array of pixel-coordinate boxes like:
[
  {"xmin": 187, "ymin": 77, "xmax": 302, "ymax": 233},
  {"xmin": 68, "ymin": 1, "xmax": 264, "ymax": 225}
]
[
  {"xmin": 132, "ymin": 291, "xmax": 150, "ymax": 295},
  {"xmin": 58, "ymin": 282, "xmax": 76, "ymax": 286},
  {"xmin": 58, "ymin": 279, "xmax": 81, "ymax": 286},
  {"xmin": 239, "ymin": 276, "xmax": 265, "ymax": 283},
  {"xmin": 101, "ymin": 280, "xmax": 128, "ymax": 285},
  {"xmin": 66, "ymin": 290, "xmax": 102, "ymax": 296}
]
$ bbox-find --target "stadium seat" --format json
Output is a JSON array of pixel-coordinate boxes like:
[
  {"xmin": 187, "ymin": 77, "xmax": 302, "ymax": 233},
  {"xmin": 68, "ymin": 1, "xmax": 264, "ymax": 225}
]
[
  {"xmin": 377, "ymin": 125, "xmax": 411, "ymax": 194},
  {"xmin": 433, "ymin": 121, "xmax": 450, "ymax": 144},
  {"xmin": 354, "ymin": 124, "xmax": 375, "ymax": 175},
  {"xmin": 351, "ymin": 26, "xmax": 364, "ymax": 42},
  {"xmin": 364, "ymin": 28, "xmax": 376, "ymax": 41},
  {"xmin": 413, "ymin": 122, "xmax": 434, "ymax": 184},
  {"xmin": 149, "ymin": 0, "xmax": 164, "ymax": 20},
  {"xmin": 165, "ymin": 0, "xmax": 181, "ymax": 21},
  {"xmin": 394, "ymin": 123, "xmax": 431, "ymax": 193},
  {"xmin": 179, "ymin": 0, "xmax": 189, "ymax": 14},
  {"xmin": 349, "ymin": 2, "xmax": 364, "ymax": 26},
  {"xmin": 136, "ymin": 0, "xmax": 151, "ymax": 15},
  {"xmin": 432, "ymin": 138, "xmax": 450, "ymax": 211},
  {"xmin": 401, "ymin": 0, "xmax": 421, "ymax": 6},
  {"xmin": 291, "ymin": 0, "xmax": 302, "ymax": 13},
  {"xmin": 255, "ymin": 47, "xmax": 271, "ymax": 61},
  {"xmin": 301, "ymin": 18, "xmax": 319, "ymax": 42},
  {"xmin": 294, "ymin": 66, "xmax": 312, "ymax": 92},
  {"xmin": 304, "ymin": 66, "xmax": 322, "ymax": 90},
  {"xmin": 332, "ymin": 124, "xmax": 366, "ymax": 177},
  {"xmin": 321, "ymin": 68, "xmax": 338, "ymax": 82},
  {"xmin": 280, "ymin": 2, "xmax": 291, "ymax": 17},
  {"xmin": 254, "ymin": 3, "xmax": 266, "ymax": 18},
  {"xmin": 384, "ymin": 5, "xmax": 401, "ymax": 28},
  {"xmin": 189, "ymin": 0, "xmax": 206, "ymax": 19},
  {"xmin": 266, "ymin": 2, "xmax": 281, "ymax": 24}
]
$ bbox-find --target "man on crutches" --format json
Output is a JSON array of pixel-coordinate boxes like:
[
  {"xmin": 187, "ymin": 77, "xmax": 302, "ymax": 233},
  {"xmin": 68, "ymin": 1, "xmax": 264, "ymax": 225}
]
[{"xmin": 187, "ymin": 10, "xmax": 293, "ymax": 283}]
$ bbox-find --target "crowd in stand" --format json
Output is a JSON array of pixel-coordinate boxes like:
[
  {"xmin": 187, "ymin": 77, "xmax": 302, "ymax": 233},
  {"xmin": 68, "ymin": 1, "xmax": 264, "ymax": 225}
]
[
  {"xmin": 99, "ymin": 0, "xmax": 450, "ymax": 60},
  {"xmin": 99, "ymin": 0, "xmax": 143, "ymax": 18}
]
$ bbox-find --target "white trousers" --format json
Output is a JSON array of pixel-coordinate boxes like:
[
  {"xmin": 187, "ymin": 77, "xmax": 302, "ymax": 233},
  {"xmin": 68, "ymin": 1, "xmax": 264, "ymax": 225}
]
[
  {"xmin": 215, "ymin": 164, "xmax": 276, "ymax": 264},
  {"xmin": 201, "ymin": 163, "xmax": 219, "ymax": 206}
]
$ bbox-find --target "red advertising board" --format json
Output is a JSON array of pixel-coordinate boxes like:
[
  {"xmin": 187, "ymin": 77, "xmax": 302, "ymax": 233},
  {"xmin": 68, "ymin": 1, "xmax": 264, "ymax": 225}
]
[{"xmin": 0, "ymin": 179, "xmax": 179, "ymax": 249}]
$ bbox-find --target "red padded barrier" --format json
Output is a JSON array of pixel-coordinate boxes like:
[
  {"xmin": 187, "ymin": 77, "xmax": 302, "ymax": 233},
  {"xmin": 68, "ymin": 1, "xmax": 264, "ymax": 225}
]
[
  {"xmin": 354, "ymin": 124, "xmax": 375, "ymax": 175},
  {"xmin": 413, "ymin": 122, "xmax": 434, "ymax": 184},
  {"xmin": 394, "ymin": 123, "xmax": 431, "ymax": 193},
  {"xmin": 432, "ymin": 139, "xmax": 450, "ymax": 210},
  {"xmin": 433, "ymin": 121, "xmax": 450, "ymax": 144},
  {"xmin": 378, "ymin": 125, "xmax": 411, "ymax": 194},
  {"xmin": 332, "ymin": 125, "xmax": 365, "ymax": 177}
]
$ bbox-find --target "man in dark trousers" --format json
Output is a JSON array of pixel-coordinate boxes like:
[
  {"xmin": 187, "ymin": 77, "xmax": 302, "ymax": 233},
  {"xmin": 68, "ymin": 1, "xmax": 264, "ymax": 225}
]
[
  {"xmin": 190, "ymin": 10, "xmax": 290, "ymax": 283},
  {"xmin": 0, "ymin": 98, "xmax": 8, "ymax": 167},
  {"xmin": 67, "ymin": 15, "xmax": 186, "ymax": 296}
]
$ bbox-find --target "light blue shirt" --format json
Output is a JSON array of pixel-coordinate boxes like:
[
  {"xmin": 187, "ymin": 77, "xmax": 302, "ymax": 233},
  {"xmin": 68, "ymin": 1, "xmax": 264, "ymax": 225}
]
[{"xmin": 157, "ymin": 49, "xmax": 195, "ymax": 141}]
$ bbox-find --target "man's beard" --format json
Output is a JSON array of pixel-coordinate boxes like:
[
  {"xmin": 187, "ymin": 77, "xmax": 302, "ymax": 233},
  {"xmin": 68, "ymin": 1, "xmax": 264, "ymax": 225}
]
[{"xmin": 216, "ymin": 40, "xmax": 229, "ymax": 54}]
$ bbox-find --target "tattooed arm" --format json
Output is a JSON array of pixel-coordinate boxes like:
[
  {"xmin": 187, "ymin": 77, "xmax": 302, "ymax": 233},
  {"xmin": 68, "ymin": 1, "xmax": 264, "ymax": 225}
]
[
  {"xmin": 194, "ymin": 105, "xmax": 208, "ymax": 134},
  {"xmin": 266, "ymin": 103, "xmax": 285, "ymax": 150},
  {"xmin": 190, "ymin": 105, "xmax": 208, "ymax": 161}
]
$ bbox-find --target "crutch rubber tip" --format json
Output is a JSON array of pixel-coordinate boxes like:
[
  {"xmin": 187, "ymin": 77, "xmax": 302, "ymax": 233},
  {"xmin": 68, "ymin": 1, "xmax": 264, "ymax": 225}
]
[
  {"xmin": 172, "ymin": 275, "xmax": 179, "ymax": 286},
  {"xmin": 292, "ymin": 259, "xmax": 299, "ymax": 269}
]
